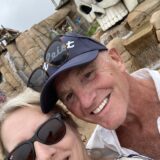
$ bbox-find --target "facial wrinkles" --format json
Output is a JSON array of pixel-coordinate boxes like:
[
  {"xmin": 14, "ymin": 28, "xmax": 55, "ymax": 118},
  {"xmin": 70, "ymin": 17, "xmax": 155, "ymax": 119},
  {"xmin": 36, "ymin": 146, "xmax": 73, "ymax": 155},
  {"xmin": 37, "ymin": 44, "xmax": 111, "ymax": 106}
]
[
  {"xmin": 57, "ymin": 53, "xmax": 108, "ymax": 108},
  {"xmin": 56, "ymin": 70, "xmax": 79, "ymax": 101},
  {"xmin": 73, "ymin": 77, "xmax": 99, "ymax": 116},
  {"xmin": 80, "ymin": 54, "xmax": 117, "ymax": 115},
  {"xmin": 56, "ymin": 57, "xmax": 98, "ymax": 98},
  {"xmin": 75, "ymin": 73, "xmax": 97, "ymax": 108}
]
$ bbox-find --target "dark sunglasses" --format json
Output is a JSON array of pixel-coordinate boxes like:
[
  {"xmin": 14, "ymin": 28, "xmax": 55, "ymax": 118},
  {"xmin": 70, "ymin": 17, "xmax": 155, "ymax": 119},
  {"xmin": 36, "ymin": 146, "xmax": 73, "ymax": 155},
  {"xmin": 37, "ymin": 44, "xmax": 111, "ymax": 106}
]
[
  {"xmin": 44, "ymin": 36, "xmax": 69, "ymax": 65},
  {"xmin": 27, "ymin": 36, "xmax": 69, "ymax": 92},
  {"xmin": 6, "ymin": 113, "xmax": 66, "ymax": 160}
]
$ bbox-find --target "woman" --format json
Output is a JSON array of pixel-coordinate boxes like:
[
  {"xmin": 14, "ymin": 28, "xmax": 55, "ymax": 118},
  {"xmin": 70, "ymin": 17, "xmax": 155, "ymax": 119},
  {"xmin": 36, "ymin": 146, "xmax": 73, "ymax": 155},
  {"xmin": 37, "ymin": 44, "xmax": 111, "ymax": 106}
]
[
  {"xmin": 0, "ymin": 88, "xmax": 150, "ymax": 160},
  {"xmin": 0, "ymin": 87, "xmax": 94, "ymax": 160}
]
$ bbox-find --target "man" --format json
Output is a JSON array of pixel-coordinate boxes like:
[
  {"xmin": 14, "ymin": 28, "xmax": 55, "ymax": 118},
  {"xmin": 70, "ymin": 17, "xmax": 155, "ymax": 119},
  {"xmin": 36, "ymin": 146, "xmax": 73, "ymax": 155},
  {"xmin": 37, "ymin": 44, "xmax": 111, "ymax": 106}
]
[{"xmin": 28, "ymin": 32, "xmax": 160, "ymax": 159}]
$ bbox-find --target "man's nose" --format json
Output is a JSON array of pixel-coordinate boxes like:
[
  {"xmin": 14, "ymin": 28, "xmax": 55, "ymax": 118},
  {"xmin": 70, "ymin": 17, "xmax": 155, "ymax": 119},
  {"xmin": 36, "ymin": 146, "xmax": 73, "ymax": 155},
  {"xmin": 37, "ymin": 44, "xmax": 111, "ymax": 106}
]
[
  {"xmin": 34, "ymin": 141, "xmax": 55, "ymax": 160},
  {"xmin": 77, "ymin": 86, "xmax": 96, "ymax": 109}
]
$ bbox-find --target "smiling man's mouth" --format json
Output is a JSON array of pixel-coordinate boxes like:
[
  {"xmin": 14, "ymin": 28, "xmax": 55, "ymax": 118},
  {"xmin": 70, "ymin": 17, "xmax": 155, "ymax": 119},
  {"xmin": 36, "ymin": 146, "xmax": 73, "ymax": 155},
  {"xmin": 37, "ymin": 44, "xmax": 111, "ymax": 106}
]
[{"xmin": 92, "ymin": 94, "xmax": 111, "ymax": 114}]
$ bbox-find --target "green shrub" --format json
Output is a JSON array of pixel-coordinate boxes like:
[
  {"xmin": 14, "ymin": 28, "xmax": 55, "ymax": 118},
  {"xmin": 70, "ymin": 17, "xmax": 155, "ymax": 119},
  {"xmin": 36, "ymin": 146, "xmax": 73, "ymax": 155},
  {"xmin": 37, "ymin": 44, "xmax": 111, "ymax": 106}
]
[{"xmin": 85, "ymin": 21, "xmax": 100, "ymax": 37}]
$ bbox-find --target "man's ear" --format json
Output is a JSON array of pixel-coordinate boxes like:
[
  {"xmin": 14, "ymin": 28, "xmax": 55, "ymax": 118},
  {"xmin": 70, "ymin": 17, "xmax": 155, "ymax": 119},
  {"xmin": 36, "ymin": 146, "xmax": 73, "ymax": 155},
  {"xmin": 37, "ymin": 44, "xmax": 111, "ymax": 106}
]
[
  {"xmin": 108, "ymin": 48, "xmax": 126, "ymax": 71},
  {"xmin": 108, "ymin": 48, "xmax": 122, "ymax": 62}
]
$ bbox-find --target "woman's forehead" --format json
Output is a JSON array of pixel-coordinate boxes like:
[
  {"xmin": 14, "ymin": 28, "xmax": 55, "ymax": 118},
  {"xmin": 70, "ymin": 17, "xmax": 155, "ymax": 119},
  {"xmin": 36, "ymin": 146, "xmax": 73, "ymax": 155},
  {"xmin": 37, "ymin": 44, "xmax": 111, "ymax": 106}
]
[{"xmin": 1, "ymin": 107, "xmax": 50, "ymax": 152}]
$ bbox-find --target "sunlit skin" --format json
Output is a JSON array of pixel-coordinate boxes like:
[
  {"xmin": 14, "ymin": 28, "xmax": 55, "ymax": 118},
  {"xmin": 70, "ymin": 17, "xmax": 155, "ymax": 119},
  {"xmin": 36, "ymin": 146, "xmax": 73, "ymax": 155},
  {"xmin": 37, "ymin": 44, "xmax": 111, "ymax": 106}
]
[
  {"xmin": 55, "ymin": 49, "xmax": 160, "ymax": 159},
  {"xmin": 1, "ymin": 106, "xmax": 90, "ymax": 160},
  {"xmin": 55, "ymin": 49, "xmax": 129, "ymax": 129}
]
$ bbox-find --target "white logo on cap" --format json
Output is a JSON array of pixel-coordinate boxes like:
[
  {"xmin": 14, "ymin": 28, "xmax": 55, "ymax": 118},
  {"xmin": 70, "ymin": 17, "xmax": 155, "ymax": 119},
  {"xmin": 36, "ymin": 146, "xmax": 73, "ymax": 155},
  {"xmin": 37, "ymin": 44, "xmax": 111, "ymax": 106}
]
[
  {"xmin": 43, "ymin": 62, "xmax": 49, "ymax": 71},
  {"xmin": 66, "ymin": 41, "xmax": 74, "ymax": 49}
]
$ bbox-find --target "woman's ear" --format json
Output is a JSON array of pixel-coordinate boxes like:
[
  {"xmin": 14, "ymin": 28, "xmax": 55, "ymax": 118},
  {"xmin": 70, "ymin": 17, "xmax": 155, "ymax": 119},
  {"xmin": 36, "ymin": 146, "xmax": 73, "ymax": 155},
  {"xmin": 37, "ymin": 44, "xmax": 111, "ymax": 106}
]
[{"xmin": 108, "ymin": 48, "xmax": 126, "ymax": 71}]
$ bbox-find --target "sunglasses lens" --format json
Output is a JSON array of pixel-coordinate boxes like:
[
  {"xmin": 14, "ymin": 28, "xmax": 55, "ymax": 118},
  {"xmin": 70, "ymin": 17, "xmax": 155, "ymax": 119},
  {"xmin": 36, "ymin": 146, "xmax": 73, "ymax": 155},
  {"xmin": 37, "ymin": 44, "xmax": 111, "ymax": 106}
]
[
  {"xmin": 38, "ymin": 118, "xmax": 66, "ymax": 145},
  {"xmin": 27, "ymin": 68, "xmax": 48, "ymax": 92},
  {"xmin": 8, "ymin": 143, "xmax": 34, "ymax": 160},
  {"xmin": 45, "ymin": 40, "xmax": 68, "ymax": 65}
]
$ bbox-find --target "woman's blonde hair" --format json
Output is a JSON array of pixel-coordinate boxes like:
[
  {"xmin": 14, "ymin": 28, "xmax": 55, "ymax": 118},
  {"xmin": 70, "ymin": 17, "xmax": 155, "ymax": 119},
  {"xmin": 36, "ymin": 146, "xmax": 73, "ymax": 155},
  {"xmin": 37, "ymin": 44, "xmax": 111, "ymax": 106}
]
[
  {"xmin": 0, "ymin": 87, "xmax": 77, "ymax": 159},
  {"xmin": 0, "ymin": 87, "xmax": 40, "ymax": 122},
  {"xmin": 0, "ymin": 87, "xmax": 40, "ymax": 159}
]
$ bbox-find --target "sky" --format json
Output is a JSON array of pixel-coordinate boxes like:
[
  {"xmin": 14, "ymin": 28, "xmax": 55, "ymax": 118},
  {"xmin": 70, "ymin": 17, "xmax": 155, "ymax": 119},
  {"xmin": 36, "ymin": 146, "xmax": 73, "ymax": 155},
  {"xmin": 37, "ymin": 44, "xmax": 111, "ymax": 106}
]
[{"xmin": 0, "ymin": 0, "xmax": 60, "ymax": 31}]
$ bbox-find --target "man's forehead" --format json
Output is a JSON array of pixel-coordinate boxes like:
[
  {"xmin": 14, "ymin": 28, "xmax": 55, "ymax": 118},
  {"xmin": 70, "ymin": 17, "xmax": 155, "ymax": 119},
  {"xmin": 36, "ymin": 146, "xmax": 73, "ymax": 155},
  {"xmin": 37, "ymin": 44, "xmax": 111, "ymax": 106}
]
[
  {"xmin": 76, "ymin": 61, "xmax": 96, "ymax": 73},
  {"xmin": 62, "ymin": 61, "xmax": 96, "ymax": 78},
  {"xmin": 56, "ymin": 60, "xmax": 95, "ymax": 78}
]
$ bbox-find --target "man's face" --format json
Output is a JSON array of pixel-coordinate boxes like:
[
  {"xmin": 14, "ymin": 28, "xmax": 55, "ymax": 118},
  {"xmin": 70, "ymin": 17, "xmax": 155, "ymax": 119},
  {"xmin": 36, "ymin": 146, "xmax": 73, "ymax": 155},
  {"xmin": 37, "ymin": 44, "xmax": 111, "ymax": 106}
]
[{"xmin": 55, "ymin": 49, "xmax": 130, "ymax": 129}]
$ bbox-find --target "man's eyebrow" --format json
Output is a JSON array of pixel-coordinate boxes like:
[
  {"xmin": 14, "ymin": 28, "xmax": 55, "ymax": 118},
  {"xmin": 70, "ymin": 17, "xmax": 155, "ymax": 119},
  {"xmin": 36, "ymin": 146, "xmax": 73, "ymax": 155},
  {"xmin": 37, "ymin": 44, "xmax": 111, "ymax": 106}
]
[
  {"xmin": 75, "ymin": 61, "xmax": 96, "ymax": 76},
  {"xmin": 58, "ymin": 89, "xmax": 72, "ymax": 100}
]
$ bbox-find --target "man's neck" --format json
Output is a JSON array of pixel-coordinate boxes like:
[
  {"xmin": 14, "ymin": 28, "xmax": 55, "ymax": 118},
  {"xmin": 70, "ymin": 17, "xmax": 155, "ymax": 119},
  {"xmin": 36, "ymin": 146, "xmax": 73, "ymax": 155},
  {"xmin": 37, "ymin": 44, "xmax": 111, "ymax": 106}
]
[
  {"xmin": 116, "ymin": 73, "xmax": 160, "ymax": 159},
  {"xmin": 123, "ymin": 75, "xmax": 159, "ymax": 127}
]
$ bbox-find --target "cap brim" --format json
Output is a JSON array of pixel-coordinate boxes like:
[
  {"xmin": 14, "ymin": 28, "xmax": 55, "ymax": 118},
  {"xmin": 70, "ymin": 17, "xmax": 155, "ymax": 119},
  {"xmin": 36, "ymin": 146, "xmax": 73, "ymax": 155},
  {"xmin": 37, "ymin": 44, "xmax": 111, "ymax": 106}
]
[{"xmin": 40, "ymin": 50, "xmax": 99, "ymax": 113}]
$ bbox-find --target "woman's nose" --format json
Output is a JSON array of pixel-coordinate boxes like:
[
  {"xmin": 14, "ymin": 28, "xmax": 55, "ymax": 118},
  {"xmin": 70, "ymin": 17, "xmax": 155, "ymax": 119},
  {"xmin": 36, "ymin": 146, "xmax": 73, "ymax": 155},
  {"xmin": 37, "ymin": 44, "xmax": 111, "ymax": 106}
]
[{"xmin": 34, "ymin": 141, "xmax": 56, "ymax": 160}]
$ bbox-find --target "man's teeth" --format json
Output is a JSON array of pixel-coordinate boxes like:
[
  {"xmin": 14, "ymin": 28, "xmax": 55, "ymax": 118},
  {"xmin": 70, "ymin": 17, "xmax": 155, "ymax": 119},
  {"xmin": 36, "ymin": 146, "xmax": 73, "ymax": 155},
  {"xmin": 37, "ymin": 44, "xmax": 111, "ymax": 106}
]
[{"xmin": 93, "ymin": 98, "xmax": 108, "ymax": 114}]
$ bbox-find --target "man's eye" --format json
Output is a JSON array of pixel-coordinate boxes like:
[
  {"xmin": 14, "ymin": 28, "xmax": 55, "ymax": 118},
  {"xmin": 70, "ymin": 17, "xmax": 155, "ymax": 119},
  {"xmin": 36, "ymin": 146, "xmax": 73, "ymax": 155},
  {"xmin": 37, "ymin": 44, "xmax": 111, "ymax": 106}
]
[
  {"xmin": 84, "ymin": 70, "xmax": 95, "ymax": 80},
  {"xmin": 65, "ymin": 93, "xmax": 73, "ymax": 102}
]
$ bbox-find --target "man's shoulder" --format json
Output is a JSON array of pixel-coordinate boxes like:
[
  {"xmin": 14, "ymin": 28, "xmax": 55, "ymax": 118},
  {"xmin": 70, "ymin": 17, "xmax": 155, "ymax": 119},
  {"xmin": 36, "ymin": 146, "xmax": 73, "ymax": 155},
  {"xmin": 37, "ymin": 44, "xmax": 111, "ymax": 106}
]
[
  {"xmin": 87, "ymin": 148, "xmax": 119, "ymax": 160},
  {"xmin": 86, "ymin": 125, "xmax": 116, "ymax": 149}
]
